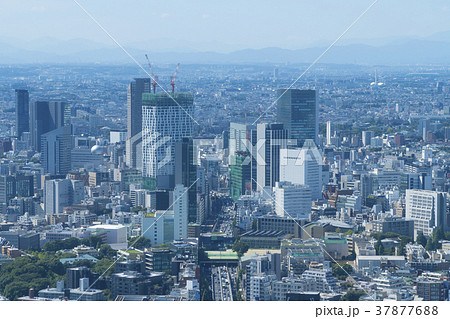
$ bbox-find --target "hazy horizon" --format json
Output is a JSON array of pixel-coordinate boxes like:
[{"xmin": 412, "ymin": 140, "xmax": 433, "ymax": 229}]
[{"xmin": 1, "ymin": 0, "xmax": 450, "ymax": 52}]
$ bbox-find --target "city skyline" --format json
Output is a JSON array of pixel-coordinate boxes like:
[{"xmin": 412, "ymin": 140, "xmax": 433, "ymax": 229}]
[
  {"xmin": 1, "ymin": 57, "xmax": 450, "ymax": 303},
  {"xmin": 1, "ymin": 1, "xmax": 450, "ymax": 310}
]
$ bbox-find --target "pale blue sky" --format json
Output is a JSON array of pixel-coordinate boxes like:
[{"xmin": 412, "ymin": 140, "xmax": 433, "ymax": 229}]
[{"xmin": 1, "ymin": 0, "xmax": 450, "ymax": 51}]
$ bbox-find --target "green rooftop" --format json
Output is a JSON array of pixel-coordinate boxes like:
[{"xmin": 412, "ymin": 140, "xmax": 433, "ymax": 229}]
[
  {"xmin": 126, "ymin": 250, "xmax": 142, "ymax": 254},
  {"xmin": 324, "ymin": 238, "xmax": 347, "ymax": 244},
  {"xmin": 142, "ymin": 92, "xmax": 194, "ymax": 106},
  {"xmin": 205, "ymin": 250, "xmax": 239, "ymax": 260}
]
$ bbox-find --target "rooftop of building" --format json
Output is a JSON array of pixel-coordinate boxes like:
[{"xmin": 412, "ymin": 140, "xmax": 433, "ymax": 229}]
[
  {"xmin": 60, "ymin": 254, "xmax": 98, "ymax": 265},
  {"xmin": 241, "ymin": 230, "xmax": 286, "ymax": 238},
  {"xmin": 357, "ymin": 255, "xmax": 405, "ymax": 261},
  {"xmin": 315, "ymin": 219, "xmax": 353, "ymax": 229},
  {"xmin": 142, "ymin": 92, "xmax": 194, "ymax": 106},
  {"xmin": 112, "ymin": 271, "xmax": 165, "ymax": 279},
  {"xmin": 324, "ymin": 238, "xmax": 347, "ymax": 244},
  {"xmin": 204, "ymin": 249, "xmax": 239, "ymax": 260},
  {"xmin": 87, "ymin": 224, "xmax": 126, "ymax": 230},
  {"xmin": 114, "ymin": 295, "xmax": 150, "ymax": 301}
]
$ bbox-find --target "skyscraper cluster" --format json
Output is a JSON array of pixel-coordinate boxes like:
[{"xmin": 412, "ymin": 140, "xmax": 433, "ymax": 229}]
[
  {"xmin": 3, "ymin": 63, "xmax": 450, "ymax": 302},
  {"xmin": 230, "ymin": 89, "xmax": 322, "ymax": 207}
]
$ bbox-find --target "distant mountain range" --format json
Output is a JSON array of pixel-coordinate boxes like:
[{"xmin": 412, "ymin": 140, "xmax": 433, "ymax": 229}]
[{"xmin": 2, "ymin": 31, "xmax": 450, "ymax": 65}]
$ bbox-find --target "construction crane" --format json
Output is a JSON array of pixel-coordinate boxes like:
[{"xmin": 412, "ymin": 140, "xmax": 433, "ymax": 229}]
[
  {"xmin": 170, "ymin": 63, "xmax": 180, "ymax": 93},
  {"xmin": 244, "ymin": 109, "xmax": 250, "ymax": 144},
  {"xmin": 145, "ymin": 54, "xmax": 158, "ymax": 93}
]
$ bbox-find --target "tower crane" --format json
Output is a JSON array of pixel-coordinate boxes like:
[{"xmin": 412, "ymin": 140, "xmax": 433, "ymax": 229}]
[
  {"xmin": 244, "ymin": 109, "xmax": 250, "ymax": 144},
  {"xmin": 170, "ymin": 63, "xmax": 180, "ymax": 93},
  {"xmin": 145, "ymin": 54, "xmax": 158, "ymax": 93}
]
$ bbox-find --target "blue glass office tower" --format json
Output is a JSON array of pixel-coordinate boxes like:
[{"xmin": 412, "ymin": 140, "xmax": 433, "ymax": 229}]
[{"xmin": 277, "ymin": 89, "xmax": 318, "ymax": 147}]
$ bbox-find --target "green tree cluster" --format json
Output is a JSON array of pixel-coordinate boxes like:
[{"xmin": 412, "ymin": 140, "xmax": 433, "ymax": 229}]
[
  {"xmin": 375, "ymin": 239, "xmax": 384, "ymax": 255},
  {"xmin": 332, "ymin": 263, "xmax": 353, "ymax": 281},
  {"xmin": 42, "ymin": 236, "xmax": 103, "ymax": 252},
  {"xmin": 416, "ymin": 232, "xmax": 427, "ymax": 247},
  {"xmin": 371, "ymin": 232, "xmax": 403, "ymax": 240},
  {"xmin": 81, "ymin": 236, "xmax": 104, "ymax": 249},
  {"xmin": 418, "ymin": 227, "xmax": 445, "ymax": 251},
  {"xmin": 341, "ymin": 290, "xmax": 366, "ymax": 301},
  {"xmin": 0, "ymin": 243, "xmax": 119, "ymax": 301},
  {"xmin": 42, "ymin": 237, "xmax": 81, "ymax": 252},
  {"xmin": 0, "ymin": 254, "xmax": 65, "ymax": 300},
  {"xmin": 92, "ymin": 258, "xmax": 115, "ymax": 277},
  {"xmin": 98, "ymin": 244, "xmax": 117, "ymax": 259},
  {"xmin": 232, "ymin": 240, "xmax": 249, "ymax": 258},
  {"xmin": 371, "ymin": 232, "xmax": 413, "ymax": 256},
  {"xmin": 128, "ymin": 236, "xmax": 151, "ymax": 250}
]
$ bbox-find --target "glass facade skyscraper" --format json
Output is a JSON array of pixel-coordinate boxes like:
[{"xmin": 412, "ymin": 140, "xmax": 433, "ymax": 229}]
[
  {"xmin": 254, "ymin": 123, "xmax": 288, "ymax": 191},
  {"xmin": 126, "ymin": 78, "xmax": 151, "ymax": 169},
  {"xmin": 127, "ymin": 78, "xmax": 152, "ymax": 138},
  {"xmin": 141, "ymin": 93, "xmax": 194, "ymax": 190},
  {"xmin": 277, "ymin": 89, "xmax": 318, "ymax": 147},
  {"xmin": 41, "ymin": 125, "xmax": 72, "ymax": 175},
  {"xmin": 175, "ymin": 137, "xmax": 198, "ymax": 223},
  {"xmin": 30, "ymin": 101, "xmax": 70, "ymax": 152},
  {"xmin": 230, "ymin": 151, "xmax": 251, "ymax": 201},
  {"xmin": 15, "ymin": 89, "xmax": 29, "ymax": 139}
]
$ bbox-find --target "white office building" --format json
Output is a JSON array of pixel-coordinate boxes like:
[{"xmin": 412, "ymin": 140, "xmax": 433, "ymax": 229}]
[
  {"xmin": 142, "ymin": 212, "xmax": 165, "ymax": 246},
  {"xmin": 273, "ymin": 182, "xmax": 311, "ymax": 218},
  {"xmin": 129, "ymin": 186, "xmax": 148, "ymax": 208},
  {"xmin": 406, "ymin": 189, "xmax": 448, "ymax": 238},
  {"xmin": 229, "ymin": 122, "xmax": 252, "ymax": 158},
  {"xmin": 249, "ymin": 274, "xmax": 276, "ymax": 301},
  {"xmin": 110, "ymin": 129, "xmax": 127, "ymax": 144},
  {"xmin": 44, "ymin": 179, "xmax": 85, "ymax": 215},
  {"xmin": 326, "ymin": 121, "xmax": 334, "ymax": 146},
  {"xmin": 300, "ymin": 268, "xmax": 339, "ymax": 293},
  {"xmin": 87, "ymin": 224, "xmax": 127, "ymax": 250},
  {"xmin": 272, "ymin": 277, "xmax": 306, "ymax": 301},
  {"xmin": 71, "ymin": 147, "xmax": 103, "ymax": 170},
  {"xmin": 279, "ymin": 140, "xmax": 323, "ymax": 200},
  {"xmin": 356, "ymin": 256, "xmax": 406, "ymax": 271},
  {"xmin": 362, "ymin": 131, "xmax": 374, "ymax": 147}
]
